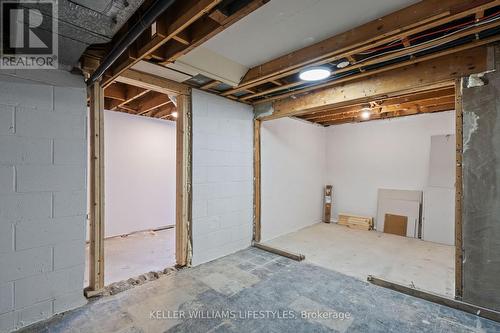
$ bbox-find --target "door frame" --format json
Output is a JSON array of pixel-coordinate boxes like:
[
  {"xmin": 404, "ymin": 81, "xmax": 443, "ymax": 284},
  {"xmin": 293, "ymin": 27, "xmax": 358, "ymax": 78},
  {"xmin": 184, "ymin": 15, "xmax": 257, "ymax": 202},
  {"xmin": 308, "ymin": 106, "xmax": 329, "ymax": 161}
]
[{"xmin": 85, "ymin": 79, "xmax": 192, "ymax": 297}]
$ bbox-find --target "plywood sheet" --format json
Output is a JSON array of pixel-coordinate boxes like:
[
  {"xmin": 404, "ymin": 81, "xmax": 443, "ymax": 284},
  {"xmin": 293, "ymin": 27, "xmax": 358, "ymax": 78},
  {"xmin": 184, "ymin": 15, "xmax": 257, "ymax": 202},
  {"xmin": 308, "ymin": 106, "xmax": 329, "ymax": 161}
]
[{"xmin": 384, "ymin": 214, "xmax": 408, "ymax": 236}]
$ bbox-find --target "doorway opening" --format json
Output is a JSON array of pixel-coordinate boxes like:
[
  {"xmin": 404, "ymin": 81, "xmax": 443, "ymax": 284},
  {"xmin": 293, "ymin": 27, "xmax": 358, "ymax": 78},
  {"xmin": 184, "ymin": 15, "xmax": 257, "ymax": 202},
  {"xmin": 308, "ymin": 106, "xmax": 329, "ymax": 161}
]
[
  {"xmin": 254, "ymin": 83, "xmax": 461, "ymax": 298},
  {"xmin": 84, "ymin": 73, "xmax": 191, "ymax": 296}
]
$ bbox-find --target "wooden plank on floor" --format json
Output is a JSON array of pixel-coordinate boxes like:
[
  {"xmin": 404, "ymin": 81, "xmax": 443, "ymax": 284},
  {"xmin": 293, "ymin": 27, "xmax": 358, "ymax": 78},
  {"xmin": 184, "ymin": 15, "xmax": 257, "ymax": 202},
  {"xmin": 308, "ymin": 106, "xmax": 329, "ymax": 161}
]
[
  {"xmin": 367, "ymin": 275, "xmax": 500, "ymax": 322},
  {"xmin": 253, "ymin": 242, "xmax": 305, "ymax": 261}
]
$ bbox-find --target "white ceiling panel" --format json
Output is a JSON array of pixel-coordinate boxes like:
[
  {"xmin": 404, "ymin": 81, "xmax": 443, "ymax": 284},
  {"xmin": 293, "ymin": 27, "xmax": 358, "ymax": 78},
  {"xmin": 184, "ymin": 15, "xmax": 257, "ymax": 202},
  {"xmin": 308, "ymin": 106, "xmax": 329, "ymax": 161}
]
[{"xmin": 202, "ymin": 0, "xmax": 418, "ymax": 68}]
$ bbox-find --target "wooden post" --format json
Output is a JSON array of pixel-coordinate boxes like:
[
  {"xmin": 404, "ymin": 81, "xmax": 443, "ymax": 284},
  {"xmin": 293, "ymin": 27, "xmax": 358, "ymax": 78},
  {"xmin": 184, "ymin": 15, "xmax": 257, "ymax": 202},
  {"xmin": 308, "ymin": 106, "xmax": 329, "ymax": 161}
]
[
  {"xmin": 85, "ymin": 82, "xmax": 105, "ymax": 297},
  {"xmin": 253, "ymin": 119, "xmax": 261, "ymax": 242},
  {"xmin": 455, "ymin": 78, "xmax": 463, "ymax": 299},
  {"xmin": 176, "ymin": 93, "xmax": 192, "ymax": 266}
]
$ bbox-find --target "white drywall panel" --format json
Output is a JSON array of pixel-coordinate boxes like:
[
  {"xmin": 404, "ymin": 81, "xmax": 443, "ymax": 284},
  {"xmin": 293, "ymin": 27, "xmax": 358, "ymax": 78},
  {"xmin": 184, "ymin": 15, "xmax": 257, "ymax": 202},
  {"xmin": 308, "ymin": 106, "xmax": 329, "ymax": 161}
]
[
  {"xmin": 260, "ymin": 118, "xmax": 326, "ymax": 241},
  {"xmin": 0, "ymin": 70, "xmax": 87, "ymax": 332},
  {"xmin": 428, "ymin": 134, "xmax": 456, "ymax": 188},
  {"xmin": 423, "ymin": 187, "xmax": 455, "ymax": 245},
  {"xmin": 104, "ymin": 111, "xmax": 177, "ymax": 238},
  {"xmin": 191, "ymin": 90, "xmax": 254, "ymax": 265},
  {"xmin": 325, "ymin": 111, "xmax": 455, "ymax": 222}
]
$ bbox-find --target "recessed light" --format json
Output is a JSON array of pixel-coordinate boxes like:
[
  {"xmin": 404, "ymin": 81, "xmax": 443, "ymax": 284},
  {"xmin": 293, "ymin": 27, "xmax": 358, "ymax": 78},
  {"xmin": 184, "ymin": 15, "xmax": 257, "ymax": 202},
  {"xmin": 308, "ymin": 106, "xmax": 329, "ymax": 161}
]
[
  {"xmin": 360, "ymin": 108, "xmax": 371, "ymax": 120},
  {"xmin": 171, "ymin": 111, "xmax": 178, "ymax": 118},
  {"xmin": 299, "ymin": 67, "xmax": 331, "ymax": 81},
  {"xmin": 336, "ymin": 60, "xmax": 350, "ymax": 69}
]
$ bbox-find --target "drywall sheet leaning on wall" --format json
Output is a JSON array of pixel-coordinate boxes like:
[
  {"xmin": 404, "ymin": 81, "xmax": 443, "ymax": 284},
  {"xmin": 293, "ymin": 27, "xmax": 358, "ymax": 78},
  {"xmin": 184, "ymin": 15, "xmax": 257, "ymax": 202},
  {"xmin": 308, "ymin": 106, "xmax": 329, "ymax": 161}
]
[
  {"xmin": 191, "ymin": 90, "xmax": 254, "ymax": 266},
  {"xmin": 260, "ymin": 117, "xmax": 326, "ymax": 241},
  {"xmin": 104, "ymin": 111, "xmax": 177, "ymax": 238},
  {"xmin": 462, "ymin": 70, "xmax": 500, "ymax": 312}
]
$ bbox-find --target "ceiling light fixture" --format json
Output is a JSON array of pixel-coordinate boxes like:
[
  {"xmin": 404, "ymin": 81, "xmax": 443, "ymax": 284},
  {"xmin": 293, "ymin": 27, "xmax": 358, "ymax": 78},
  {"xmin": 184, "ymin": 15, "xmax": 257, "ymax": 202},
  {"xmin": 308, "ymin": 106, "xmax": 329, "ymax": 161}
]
[
  {"xmin": 299, "ymin": 66, "xmax": 331, "ymax": 81},
  {"xmin": 360, "ymin": 108, "xmax": 371, "ymax": 120},
  {"xmin": 171, "ymin": 111, "xmax": 178, "ymax": 118}
]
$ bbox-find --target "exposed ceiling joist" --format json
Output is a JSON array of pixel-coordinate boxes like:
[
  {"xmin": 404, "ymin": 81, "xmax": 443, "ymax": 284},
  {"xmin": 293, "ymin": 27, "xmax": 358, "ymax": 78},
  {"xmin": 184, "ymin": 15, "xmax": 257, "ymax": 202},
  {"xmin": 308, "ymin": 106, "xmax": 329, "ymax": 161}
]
[
  {"xmin": 215, "ymin": 0, "xmax": 499, "ymax": 103},
  {"xmin": 259, "ymin": 46, "xmax": 487, "ymax": 120}
]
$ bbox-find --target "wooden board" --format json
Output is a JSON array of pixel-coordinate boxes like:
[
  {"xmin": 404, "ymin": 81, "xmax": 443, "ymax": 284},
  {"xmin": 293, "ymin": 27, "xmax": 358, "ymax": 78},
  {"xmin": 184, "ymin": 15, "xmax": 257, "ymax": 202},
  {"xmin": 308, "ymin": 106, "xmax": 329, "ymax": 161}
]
[
  {"xmin": 384, "ymin": 214, "xmax": 408, "ymax": 236},
  {"xmin": 323, "ymin": 185, "xmax": 333, "ymax": 223},
  {"xmin": 338, "ymin": 213, "xmax": 373, "ymax": 231}
]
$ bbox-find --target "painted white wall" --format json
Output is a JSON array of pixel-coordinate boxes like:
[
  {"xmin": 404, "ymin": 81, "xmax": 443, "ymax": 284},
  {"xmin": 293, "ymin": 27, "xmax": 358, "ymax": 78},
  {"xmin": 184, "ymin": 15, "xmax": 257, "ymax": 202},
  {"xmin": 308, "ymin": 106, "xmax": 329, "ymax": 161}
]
[
  {"xmin": 0, "ymin": 70, "xmax": 87, "ymax": 332},
  {"xmin": 260, "ymin": 118, "xmax": 326, "ymax": 241},
  {"xmin": 191, "ymin": 90, "xmax": 254, "ymax": 266},
  {"xmin": 325, "ymin": 111, "xmax": 455, "ymax": 223},
  {"xmin": 104, "ymin": 111, "xmax": 176, "ymax": 238}
]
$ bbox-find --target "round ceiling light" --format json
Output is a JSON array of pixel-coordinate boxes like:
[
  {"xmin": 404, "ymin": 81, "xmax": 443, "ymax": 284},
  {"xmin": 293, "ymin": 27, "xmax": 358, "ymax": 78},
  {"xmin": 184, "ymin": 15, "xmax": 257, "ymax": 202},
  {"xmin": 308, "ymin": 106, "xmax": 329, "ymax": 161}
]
[
  {"xmin": 360, "ymin": 108, "xmax": 371, "ymax": 120},
  {"xmin": 299, "ymin": 67, "xmax": 331, "ymax": 81},
  {"xmin": 171, "ymin": 111, "xmax": 178, "ymax": 118}
]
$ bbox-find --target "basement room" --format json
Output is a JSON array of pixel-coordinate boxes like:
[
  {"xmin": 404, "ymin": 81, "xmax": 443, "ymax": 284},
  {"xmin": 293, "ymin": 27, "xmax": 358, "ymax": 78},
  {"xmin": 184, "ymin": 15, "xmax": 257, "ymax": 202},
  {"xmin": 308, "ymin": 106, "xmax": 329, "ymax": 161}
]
[{"xmin": 1, "ymin": 0, "xmax": 500, "ymax": 332}]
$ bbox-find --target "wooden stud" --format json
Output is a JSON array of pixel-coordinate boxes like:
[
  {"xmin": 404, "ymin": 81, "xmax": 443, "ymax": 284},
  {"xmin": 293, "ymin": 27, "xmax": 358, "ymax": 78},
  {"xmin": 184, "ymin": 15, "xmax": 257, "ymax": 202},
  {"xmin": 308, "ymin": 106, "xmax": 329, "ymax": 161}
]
[
  {"xmin": 253, "ymin": 119, "xmax": 261, "ymax": 242},
  {"xmin": 85, "ymin": 82, "xmax": 105, "ymax": 297},
  {"xmin": 253, "ymin": 242, "xmax": 305, "ymax": 261},
  {"xmin": 176, "ymin": 93, "xmax": 192, "ymax": 266},
  {"xmin": 455, "ymin": 78, "xmax": 464, "ymax": 299}
]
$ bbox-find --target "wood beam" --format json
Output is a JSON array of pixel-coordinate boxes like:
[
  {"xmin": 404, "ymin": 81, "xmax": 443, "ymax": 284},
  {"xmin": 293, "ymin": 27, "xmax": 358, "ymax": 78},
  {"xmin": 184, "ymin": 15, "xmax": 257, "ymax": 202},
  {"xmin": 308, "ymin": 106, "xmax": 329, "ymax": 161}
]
[
  {"xmin": 104, "ymin": 83, "xmax": 126, "ymax": 101},
  {"xmin": 238, "ymin": 0, "xmax": 498, "ymax": 90},
  {"xmin": 115, "ymin": 69, "xmax": 189, "ymax": 96},
  {"xmin": 103, "ymin": 0, "xmax": 222, "ymax": 87},
  {"xmin": 129, "ymin": 93, "xmax": 173, "ymax": 115},
  {"xmin": 260, "ymin": 47, "xmax": 487, "ymax": 120}
]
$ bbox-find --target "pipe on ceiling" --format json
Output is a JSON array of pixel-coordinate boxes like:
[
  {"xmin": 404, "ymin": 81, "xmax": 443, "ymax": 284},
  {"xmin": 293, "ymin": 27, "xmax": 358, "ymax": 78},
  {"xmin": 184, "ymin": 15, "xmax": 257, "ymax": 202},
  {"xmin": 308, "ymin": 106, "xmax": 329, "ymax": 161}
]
[{"xmin": 86, "ymin": 0, "xmax": 176, "ymax": 86}]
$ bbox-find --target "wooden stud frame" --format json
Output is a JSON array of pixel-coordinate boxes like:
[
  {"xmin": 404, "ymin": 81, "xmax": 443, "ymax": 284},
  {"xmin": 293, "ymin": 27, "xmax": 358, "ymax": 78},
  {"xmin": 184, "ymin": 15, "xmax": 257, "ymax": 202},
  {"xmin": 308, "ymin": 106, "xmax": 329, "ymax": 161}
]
[
  {"xmin": 86, "ymin": 82, "xmax": 192, "ymax": 297},
  {"xmin": 253, "ymin": 119, "xmax": 261, "ymax": 242},
  {"xmin": 455, "ymin": 78, "xmax": 464, "ymax": 299},
  {"xmin": 85, "ymin": 81, "xmax": 105, "ymax": 297}
]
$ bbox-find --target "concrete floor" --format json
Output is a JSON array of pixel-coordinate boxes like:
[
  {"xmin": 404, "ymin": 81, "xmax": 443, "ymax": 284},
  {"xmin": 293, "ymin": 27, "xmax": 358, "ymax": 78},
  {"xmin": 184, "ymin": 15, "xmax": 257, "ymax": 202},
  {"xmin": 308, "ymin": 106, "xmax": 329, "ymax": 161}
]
[
  {"xmin": 84, "ymin": 228, "xmax": 176, "ymax": 286},
  {"xmin": 20, "ymin": 247, "xmax": 499, "ymax": 333},
  {"xmin": 266, "ymin": 223, "xmax": 455, "ymax": 297}
]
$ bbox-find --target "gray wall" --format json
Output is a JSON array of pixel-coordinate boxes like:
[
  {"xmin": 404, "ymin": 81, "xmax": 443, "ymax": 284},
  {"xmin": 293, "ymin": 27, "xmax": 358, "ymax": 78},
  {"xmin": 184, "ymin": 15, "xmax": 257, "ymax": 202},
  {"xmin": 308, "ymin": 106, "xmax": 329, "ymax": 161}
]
[
  {"xmin": 0, "ymin": 70, "xmax": 87, "ymax": 332},
  {"xmin": 462, "ymin": 64, "xmax": 500, "ymax": 311}
]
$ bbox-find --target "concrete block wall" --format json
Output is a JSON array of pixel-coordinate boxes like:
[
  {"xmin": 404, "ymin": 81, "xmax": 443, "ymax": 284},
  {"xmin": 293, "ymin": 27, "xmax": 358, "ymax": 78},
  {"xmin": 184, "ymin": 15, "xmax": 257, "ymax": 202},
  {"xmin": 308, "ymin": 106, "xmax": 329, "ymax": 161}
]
[
  {"xmin": 0, "ymin": 70, "xmax": 87, "ymax": 332},
  {"xmin": 191, "ymin": 90, "xmax": 254, "ymax": 265}
]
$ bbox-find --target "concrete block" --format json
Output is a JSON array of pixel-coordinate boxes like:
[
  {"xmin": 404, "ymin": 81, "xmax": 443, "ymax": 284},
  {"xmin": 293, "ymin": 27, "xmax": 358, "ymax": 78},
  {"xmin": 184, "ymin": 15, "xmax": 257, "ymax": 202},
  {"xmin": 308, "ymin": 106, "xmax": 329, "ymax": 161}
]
[
  {"xmin": 15, "ymin": 108, "xmax": 85, "ymax": 139},
  {"xmin": 16, "ymin": 165, "xmax": 85, "ymax": 192},
  {"xmin": 0, "ymin": 81, "xmax": 53, "ymax": 110},
  {"xmin": 193, "ymin": 166, "xmax": 207, "ymax": 184},
  {"xmin": 53, "ymin": 290, "xmax": 86, "ymax": 314},
  {"xmin": 15, "ymin": 216, "xmax": 85, "ymax": 250},
  {"xmin": 0, "ymin": 193, "xmax": 52, "ymax": 221},
  {"xmin": 0, "ymin": 105, "xmax": 15, "ymax": 135},
  {"xmin": 0, "ymin": 223, "xmax": 13, "ymax": 254},
  {"xmin": 0, "ymin": 166, "xmax": 14, "ymax": 194},
  {"xmin": 53, "ymin": 139, "xmax": 86, "ymax": 165},
  {"xmin": 54, "ymin": 87, "xmax": 86, "ymax": 114},
  {"xmin": 14, "ymin": 265, "xmax": 84, "ymax": 309},
  {"xmin": 0, "ymin": 311, "xmax": 14, "ymax": 333},
  {"xmin": 192, "ymin": 199, "xmax": 207, "ymax": 219},
  {"xmin": 15, "ymin": 300, "xmax": 52, "ymax": 330},
  {"xmin": 0, "ymin": 246, "xmax": 52, "ymax": 282},
  {"xmin": 53, "ymin": 191, "xmax": 86, "ymax": 218},
  {"xmin": 0, "ymin": 136, "xmax": 52, "ymax": 165},
  {"xmin": 0, "ymin": 283, "xmax": 13, "ymax": 314},
  {"xmin": 53, "ymin": 239, "xmax": 85, "ymax": 270},
  {"xmin": 193, "ymin": 216, "xmax": 221, "ymax": 236}
]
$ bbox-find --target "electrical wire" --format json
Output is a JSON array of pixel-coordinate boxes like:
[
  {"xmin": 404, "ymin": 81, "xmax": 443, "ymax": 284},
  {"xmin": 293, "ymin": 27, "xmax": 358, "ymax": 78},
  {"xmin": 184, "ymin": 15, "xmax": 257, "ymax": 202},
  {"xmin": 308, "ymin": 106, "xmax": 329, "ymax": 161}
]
[{"xmin": 358, "ymin": 10, "xmax": 500, "ymax": 55}]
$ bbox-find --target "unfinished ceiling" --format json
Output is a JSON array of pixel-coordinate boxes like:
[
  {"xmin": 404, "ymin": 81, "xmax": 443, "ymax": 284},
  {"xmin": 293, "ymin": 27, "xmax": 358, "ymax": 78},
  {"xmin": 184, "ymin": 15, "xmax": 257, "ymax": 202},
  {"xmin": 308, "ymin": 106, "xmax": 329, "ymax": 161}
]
[
  {"xmin": 202, "ymin": 0, "xmax": 419, "ymax": 67},
  {"xmin": 297, "ymin": 86, "xmax": 455, "ymax": 126}
]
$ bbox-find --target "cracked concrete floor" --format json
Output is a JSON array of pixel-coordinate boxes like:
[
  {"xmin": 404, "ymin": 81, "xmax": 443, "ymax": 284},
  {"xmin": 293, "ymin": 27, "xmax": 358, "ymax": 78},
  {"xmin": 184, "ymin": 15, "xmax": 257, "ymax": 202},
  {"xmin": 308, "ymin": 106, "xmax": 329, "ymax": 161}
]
[{"xmin": 21, "ymin": 248, "xmax": 500, "ymax": 333}]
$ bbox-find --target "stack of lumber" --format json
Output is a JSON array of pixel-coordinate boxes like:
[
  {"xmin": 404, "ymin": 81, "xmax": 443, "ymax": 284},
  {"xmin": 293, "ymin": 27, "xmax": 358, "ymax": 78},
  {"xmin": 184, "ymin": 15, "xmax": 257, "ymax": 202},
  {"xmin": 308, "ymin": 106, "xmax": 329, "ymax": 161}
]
[{"xmin": 338, "ymin": 213, "xmax": 374, "ymax": 231}]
